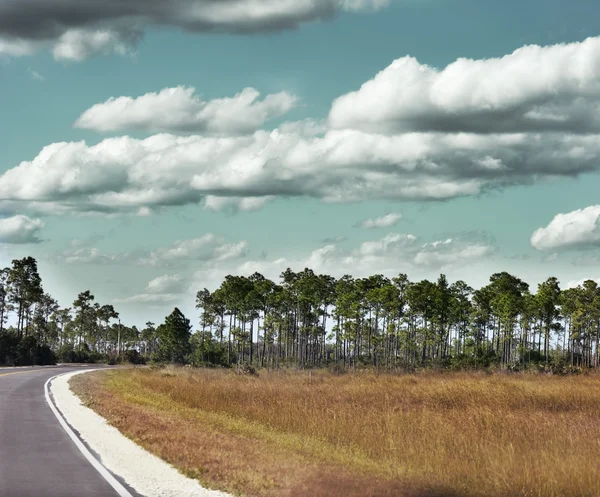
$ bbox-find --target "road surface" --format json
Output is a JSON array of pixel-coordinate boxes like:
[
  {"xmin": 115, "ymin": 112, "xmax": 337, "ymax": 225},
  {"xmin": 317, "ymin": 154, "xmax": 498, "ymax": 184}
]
[{"xmin": 0, "ymin": 365, "xmax": 131, "ymax": 497}]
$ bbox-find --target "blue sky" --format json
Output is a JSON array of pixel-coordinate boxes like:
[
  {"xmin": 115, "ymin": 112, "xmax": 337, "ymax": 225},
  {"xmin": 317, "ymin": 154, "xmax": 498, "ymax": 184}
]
[{"xmin": 1, "ymin": 0, "xmax": 600, "ymax": 327}]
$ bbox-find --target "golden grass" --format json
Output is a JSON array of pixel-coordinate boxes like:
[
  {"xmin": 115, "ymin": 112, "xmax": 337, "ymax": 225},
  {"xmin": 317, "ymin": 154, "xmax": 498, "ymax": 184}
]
[{"xmin": 71, "ymin": 368, "xmax": 600, "ymax": 497}]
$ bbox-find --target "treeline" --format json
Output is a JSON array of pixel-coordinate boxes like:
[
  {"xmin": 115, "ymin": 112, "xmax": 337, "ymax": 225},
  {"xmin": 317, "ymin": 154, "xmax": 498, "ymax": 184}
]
[
  {"xmin": 3, "ymin": 256, "xmax": 600, "ymax": 372},
  {"xmin": 192, "ymin": 269, "xmax": 600, "ymax": 373},
  {"xmin": 0, "ymin": 257, "xmax": 141, "ymax": 365},
  {"xmin": 0, "ymin": 257, "xmax": 197, "ymax": 367}
]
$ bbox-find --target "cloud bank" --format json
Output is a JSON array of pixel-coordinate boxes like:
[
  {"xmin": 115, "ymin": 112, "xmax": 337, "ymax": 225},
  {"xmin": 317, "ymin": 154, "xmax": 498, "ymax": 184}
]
[
  {"xmin": 192, "ymin": 230, "xmax": 496, "ymax": 293},
  {"xmin": 53, "ymin": 234, "xmax": 248, "ymax": 267},
  {"xmin": 4, "ymin": 37, "xmax": 600, "ymax": 218},
  {"xmin": 2, "ymin": 129, "xmax": 599, "ymax": 215},
  {"xmin": 0, "ymin": 0, "xmax": 390, "ymax": 61}
]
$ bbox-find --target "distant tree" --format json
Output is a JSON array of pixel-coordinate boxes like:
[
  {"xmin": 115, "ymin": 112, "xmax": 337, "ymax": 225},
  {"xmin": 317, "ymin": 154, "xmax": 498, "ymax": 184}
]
[
  {"xmin": 140, "ymin": 321, "xmax": 158, "ymax": 356},
  {"xmin": 8, "ymin": 257, "xmax": 43, "ymax": 338},
  {"xmin": 0, "ymin": 268, "xmax": 10, "ymax": 333},
  {"xmin": 158, "ymin": 307, "xmax": 192, "ymax": 364},
  {"xmin": 535, "ymin": 277, "xmax": 562, "ymax": 363},
  {"xmin": 73, "ymin": 291, "xmax": 95, "ymax": 352}
]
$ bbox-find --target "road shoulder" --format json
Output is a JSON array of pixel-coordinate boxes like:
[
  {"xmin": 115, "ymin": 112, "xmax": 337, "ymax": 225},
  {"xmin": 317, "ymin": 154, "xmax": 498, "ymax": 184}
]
[{"xmin": 49, "ymin": 370, "xmax": 231, "ymax": 497}]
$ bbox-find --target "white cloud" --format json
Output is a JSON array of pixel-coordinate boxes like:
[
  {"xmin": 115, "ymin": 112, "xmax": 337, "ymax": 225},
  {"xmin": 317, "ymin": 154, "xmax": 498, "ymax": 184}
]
[
  {"xmin": 357, "ymin": 233, "xmax": 417, "ymax": 256},
  {"xmin": 0, "ymin": 0, "xmax": 390, "ymax": 61},
  {"xmin": 193, "ymin": 230, "xmax": 496, "ymax": 292},
  {"xmin": 413, "ymin": 238, "xmax": 494, "ymax": 267},
  {"xmin": 4, "ymin": 128, "xmax": 600, "ymax": 215},
  {"xmin": 565, "ymin": 277, "xmax": 600, "ymax": 289},
  {"xmin": 329, "ymin": 37, "xmax": 600, "ymax": 135},
  {"xmin": 213, "ymin": 242, "xmax": 249, "ymax": 261},
  {"xmin": 145, "ymin": 274, "xmax": 186, "ymax": 294},
  {"xmin": 278, "ymin": 119, "xmax": 327, "ymax": 137},
  {"xmin": 55, "ymin": 247, "xmax": 129, "ymax": 265},
  {"xmin": 53, "ymin": 234, "xmax": 248, "ymax": 267},
  {"xmin": 6, "ymin": 37, "xmax": 600, "ymax": 217},
  {"xmin": 143, "ymin": 235, "xmax": 248, "ymax": 265},
  {"xmin": 0, "ymin": 37, "xmax": 40, "ymax": 57},
  {"xmin": 113, "ymin": 293, "xmax": 180, "ymax": 304},
  {"xmin": 52, "ymin": 28, "xmax": 140, "ymax": 62},
  {"xmin": 75, "ymin": 87, "xmax": 297, "ymax": 134},
  {"xmin": 359, "ymin": 212, "xmax": 402, "ymax": 228},
  {"xmin": 531, "ymin": 205, "xmax": 600, "ymax": 251},
  {"xmin": 0, "ymin": 215, "xmax": 44, "ymax": 244}
]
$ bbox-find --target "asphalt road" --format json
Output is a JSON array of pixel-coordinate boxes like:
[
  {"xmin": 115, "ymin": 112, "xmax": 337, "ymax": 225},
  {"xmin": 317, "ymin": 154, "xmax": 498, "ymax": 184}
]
[{"xmin": 0, "ymin": 365, "xmax": 126, "ymax": 497}]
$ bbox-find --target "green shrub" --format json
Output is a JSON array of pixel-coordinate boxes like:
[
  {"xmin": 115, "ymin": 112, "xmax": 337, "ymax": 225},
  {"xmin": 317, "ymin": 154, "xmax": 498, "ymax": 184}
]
[{"xmin": 0, "ymin": 331, "xmax": 56, "ymax": 366}]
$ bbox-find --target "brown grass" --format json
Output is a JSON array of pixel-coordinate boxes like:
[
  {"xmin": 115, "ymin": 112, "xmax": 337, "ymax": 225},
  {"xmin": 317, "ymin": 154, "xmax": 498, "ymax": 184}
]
[{"xmin": 71, "ymin": 368, "xmax": 600, "ymax": 497}]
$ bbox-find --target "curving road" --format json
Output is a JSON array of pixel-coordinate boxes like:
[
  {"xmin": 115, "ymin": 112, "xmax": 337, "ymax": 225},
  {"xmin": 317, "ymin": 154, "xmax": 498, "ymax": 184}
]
[{"xmin": 0, "ymin": 365, "xmax": 131, "ymax": 497}]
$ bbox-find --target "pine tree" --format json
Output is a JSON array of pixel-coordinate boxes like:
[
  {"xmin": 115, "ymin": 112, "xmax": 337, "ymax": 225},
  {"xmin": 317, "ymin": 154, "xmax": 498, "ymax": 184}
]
[{"xmin": 158, "ymin": 307, "xmax": 192, "ymax": 364}]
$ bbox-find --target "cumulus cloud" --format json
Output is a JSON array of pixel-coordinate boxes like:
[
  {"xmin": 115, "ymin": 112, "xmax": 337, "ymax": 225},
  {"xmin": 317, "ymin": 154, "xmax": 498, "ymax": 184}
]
[
  {"xmin": 75, "ymin": 87, "xmax": 298, "ymax": 134},
  {"xmin": 144, "ymin": 235, "xmax": 248, "ymax": 265},
  {"xmin": 53, "ymin": 234, "xmax": 248, "ymax": 266},
  {"xmin": 349, "ymin": 231, "xmax": 495, "ymax": 270},
  {"xmin": 0, "ymin": 37, "xmax": 41, "ymax": 57},
  {"xmin": 6, "ymin": 37, "xmax": 600, "ymax": 216},
  {"xmin": 0, "ymin": 0, "xmax": 389, "ymax": 61},
  {"xmin": 413, "ymin": 234, "xmax": 496, "ymax": 267},
  {"xmin": 115, "ymin": 274, "xmax": 191, "ymax": 308},
  {"xmin": 4, "ymin": 128, "xmax": 600, "ymax": 215},
  {"xmin": 145, "ymin": 274, "xmax": 186, "ymax": 294},
  {"xmin": 54, "ymin": 247, "xmax": 132, "ymax": 265},
  {"xmin": 195, "ymin": 230, "xmax": 496, "ymax": 291},
  {"xmin": 52, "ymin": 27, "xmax": 140, "ymax": 62},
  {"xmin": 329, "ymin": 37, "xmax": 600, "ymax": 135},
  {"xmin": 531, "ymin": 205, "xmax": 600, "ymax": 251},
  {"xmin": 358, "ymin": 212, "xmax": 402, "ymax": 228},
  {"xmin": 356, "ymin": 233, "xmax": 417, "ymax": 257},
  {"xmin": 0, "ymin": 215, "xmax": 44, "ymax": 244}
]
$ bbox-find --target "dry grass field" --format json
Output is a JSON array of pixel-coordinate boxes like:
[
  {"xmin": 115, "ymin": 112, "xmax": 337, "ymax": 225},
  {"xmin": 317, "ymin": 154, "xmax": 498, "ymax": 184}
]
[{"xmin": 71, "ymin": 368, "xmax": 600, "ymax": 497}]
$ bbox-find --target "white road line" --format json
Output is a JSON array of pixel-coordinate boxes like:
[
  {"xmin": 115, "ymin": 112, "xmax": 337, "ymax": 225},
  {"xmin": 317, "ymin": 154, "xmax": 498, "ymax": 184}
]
[{"xmin": 44, "ymin": 371, "xmax": 135, "ymax": 497}]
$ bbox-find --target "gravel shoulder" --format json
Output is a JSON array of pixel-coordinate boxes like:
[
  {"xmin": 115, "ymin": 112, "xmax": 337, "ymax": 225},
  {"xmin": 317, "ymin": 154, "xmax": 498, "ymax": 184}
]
[{"xmin": 50, "ymin": 370, "xmax": 233, "ymax": 497}]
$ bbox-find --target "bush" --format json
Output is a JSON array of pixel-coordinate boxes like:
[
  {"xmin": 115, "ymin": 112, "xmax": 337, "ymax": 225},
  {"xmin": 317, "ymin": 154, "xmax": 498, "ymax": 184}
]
[
  {"xmin": 0, "ymin": 331, "xmax": 56, "ymax": 366},
  {"xmin": 235, "ymin": 362, "xmax": 258, "ymax": 376},
  {"xmin": 0, "ymin": 331, "xmax": 20, "ymax": 365},
  {"xmin": 190, "ymin": 343, "xmax": 228, "ymax": 367},
  {"xmin": 124, "ymin": 349, "xmax": 146, "ymax": 365},
  {"xmin": 55, "ymin": 343, "xmax": 107, "ymax": 364}
]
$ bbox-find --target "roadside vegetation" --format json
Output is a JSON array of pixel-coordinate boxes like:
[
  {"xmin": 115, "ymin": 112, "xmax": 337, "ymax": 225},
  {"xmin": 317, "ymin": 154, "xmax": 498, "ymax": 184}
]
[
  {"xmin": 1, "ymin": 255, "xmax": 600, "ymax": 371},
  {"xmin": 73, "ymin": 367, "xmax": 600, "ymax": 497}
]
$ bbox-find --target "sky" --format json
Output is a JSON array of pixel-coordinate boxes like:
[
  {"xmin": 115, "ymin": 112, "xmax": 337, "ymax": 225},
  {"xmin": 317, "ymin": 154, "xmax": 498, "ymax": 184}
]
[{"xmin": 1, "ymin": 0, "xmax": 600, "ymax": 327}]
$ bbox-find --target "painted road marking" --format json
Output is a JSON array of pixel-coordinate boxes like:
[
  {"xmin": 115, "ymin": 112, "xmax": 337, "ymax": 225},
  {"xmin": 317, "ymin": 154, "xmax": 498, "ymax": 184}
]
[
  {"xmin": 45, "ymin": 372, "xmax": 134, "ymax": 497},
  {"xmin": 0, "ymin": 370, "xmax": 35, "ymax": 377}
]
